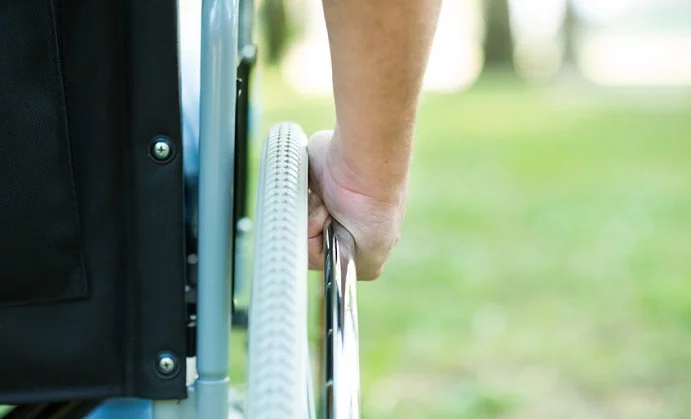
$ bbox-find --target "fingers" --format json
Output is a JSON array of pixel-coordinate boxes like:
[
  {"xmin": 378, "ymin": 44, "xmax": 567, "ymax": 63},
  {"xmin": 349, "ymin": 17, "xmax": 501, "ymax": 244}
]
[
  {"xmin": 308, "ymin": 192, "xmax": 328, "ymax": 239},
  {"xmin": 353, "ymin": 230, "xmax": 400, "ymax": 281},
  {"xmin": 307, "ymin": 130, "xmax": 334, "ymax": 272},
  {"xmin": 308, "ymin": 191, "xmax": 329, "ymax": 271},
  {"xmin": 308, "ymin": 234, "xmax": 324, "ymax": 270},
  {"xmin": 355, "ymin": 258, "xmax": 385, "ymax": 281},
  {"xmin": 308, "ymin": 130, "xmax": 335, "ymax": 146},
  {"xmin": 307, "ymin": 130, "xmax": 333, "ymax": 189}
]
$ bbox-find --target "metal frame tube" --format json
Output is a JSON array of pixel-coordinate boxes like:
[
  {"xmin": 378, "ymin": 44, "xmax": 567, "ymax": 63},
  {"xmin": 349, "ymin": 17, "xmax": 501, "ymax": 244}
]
[{"xmin": 194, "ymin": 0, "xmax": 239, "ymax": 417}]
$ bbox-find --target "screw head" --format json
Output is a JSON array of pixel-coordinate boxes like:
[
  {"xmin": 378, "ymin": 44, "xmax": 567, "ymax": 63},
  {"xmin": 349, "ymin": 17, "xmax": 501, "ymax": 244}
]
[
  {"xmin": 151, "ymin": 138, "xmax": 172, "ymax": 162},
  {"xmin": 237, "ymin": 217, "xmax": 253, "ymax": 233},
  {"xmin": 156, "ymin": 353, "xmax": 179, "ymax": 377}
]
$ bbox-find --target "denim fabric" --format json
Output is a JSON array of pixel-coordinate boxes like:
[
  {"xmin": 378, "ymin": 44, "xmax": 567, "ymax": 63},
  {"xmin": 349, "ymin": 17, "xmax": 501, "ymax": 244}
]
[{"xmin": 85, "ymin": 399, "xmax": 152, "ymax": 419}]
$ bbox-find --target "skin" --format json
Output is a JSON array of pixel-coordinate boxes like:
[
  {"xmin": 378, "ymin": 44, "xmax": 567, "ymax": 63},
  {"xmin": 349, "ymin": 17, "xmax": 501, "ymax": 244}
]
[{"xmin": 307, "ymin": 0, "xmax": 442, "ymax": 280}]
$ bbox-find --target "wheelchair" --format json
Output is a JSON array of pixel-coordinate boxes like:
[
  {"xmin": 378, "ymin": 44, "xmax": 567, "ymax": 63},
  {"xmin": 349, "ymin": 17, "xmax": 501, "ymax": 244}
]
[{"xmin": 0, "ymin": 0, "xmax": 360, "ymax": 417}]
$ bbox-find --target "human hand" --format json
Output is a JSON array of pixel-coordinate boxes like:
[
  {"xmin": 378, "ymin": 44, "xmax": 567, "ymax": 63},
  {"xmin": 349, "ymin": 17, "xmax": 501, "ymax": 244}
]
[{"xmin": 307, "ymin": 129, "xmax": 407, "ymax": 280}]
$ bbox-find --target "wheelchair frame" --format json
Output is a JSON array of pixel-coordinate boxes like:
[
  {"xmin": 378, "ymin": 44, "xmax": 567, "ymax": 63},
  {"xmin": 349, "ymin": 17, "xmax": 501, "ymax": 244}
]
[
  {"xmin": 156, "ymin": 0, "xmax": 249, "ymax": 415},
  {"xmin": 3, "ymin": 0, "xmax": 360, "ymax": 416}
]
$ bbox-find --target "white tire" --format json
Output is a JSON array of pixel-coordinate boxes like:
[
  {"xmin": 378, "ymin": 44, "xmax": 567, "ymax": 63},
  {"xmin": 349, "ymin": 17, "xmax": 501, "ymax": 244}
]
[{"xmin": 245, "ymin": 122, "xmax": 310, "ymax": 419}]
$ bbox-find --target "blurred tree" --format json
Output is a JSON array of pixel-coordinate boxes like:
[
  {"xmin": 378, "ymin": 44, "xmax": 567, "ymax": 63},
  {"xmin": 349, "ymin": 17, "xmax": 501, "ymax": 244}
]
[
  {"xmin": 561, "ymin": 0, "xmax": 578, "ymax": 68},
  {"xmin": 259, "ymin": 0, "xmax": 288, "ymax": 65},
  {"xmin": 483, "ymin": 0, "xmax": 514, "ymax": 70}
]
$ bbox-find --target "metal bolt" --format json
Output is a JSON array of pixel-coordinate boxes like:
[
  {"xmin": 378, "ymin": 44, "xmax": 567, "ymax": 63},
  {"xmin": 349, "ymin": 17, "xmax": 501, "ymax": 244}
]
[
  {"xmin": 237, "ymin": 217, "xmax": 253, "ymax": 234},
  {"xmin": 157, "ymin": 353, "xmax": 178, "ymax": 376},
  {"xmin": 151, "ymin": 139, "xmax": 172, "ymax": 161}
]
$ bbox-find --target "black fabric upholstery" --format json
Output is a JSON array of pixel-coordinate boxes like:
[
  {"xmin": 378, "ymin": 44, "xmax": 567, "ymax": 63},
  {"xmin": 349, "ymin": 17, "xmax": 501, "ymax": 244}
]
[
  {"xmin": 0, "ymin": 0, "xmax": 86, "ymax": 306},
  {"xmin": 0, "ymin": 0, "xmax": 188, "ymax": 402}
]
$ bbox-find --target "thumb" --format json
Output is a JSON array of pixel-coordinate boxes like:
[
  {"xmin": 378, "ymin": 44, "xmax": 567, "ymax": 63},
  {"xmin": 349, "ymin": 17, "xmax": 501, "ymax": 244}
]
[{"xmin": 307, "ymin": 129, "xmax": 333, "ymax": 188}]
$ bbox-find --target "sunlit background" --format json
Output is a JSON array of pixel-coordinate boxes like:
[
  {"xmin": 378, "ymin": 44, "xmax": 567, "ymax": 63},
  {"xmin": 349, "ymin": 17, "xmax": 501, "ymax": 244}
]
[{"xmin": 232, "ymin": 0, "xmax": 691, "ymax": 418}]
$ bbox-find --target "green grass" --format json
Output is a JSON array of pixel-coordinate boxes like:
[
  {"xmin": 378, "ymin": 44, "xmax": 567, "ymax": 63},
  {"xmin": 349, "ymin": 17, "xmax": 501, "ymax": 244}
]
[{"xmin": 230, "ymin": 68, "xmax": 691, "ymax": 418}]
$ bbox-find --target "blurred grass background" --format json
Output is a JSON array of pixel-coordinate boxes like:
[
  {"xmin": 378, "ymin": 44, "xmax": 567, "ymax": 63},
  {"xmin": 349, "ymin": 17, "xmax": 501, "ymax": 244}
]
[{"xmin": 231, "ymin": 64, "xmax": 691, "ymax": 418}]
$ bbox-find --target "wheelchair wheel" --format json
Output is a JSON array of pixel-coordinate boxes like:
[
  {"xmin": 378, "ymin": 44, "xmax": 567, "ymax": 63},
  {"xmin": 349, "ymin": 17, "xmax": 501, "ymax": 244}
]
[
  {"xmin": 246, "ymin": 123, "xmax": 311, "ymax": 418},
  {"xmin": 246, "ymin": 122, "xmax": 361, "ymax": 419}
]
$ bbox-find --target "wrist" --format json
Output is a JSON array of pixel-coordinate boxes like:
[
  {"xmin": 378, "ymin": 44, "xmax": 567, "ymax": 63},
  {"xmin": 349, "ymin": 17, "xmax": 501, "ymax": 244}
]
[{"xmin": 328, "ymin": 127, "xmax": 410, "ymax": 204}]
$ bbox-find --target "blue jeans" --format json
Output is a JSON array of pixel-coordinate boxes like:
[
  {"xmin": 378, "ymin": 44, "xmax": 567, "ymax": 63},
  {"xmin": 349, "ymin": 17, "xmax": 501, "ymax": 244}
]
[{"xmin": 85, "ymin": 399, "xmax": 152, "ymax": 419}]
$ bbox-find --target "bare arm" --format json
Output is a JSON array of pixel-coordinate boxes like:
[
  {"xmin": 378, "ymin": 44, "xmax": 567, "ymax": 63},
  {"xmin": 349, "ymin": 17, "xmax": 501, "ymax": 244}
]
[
  {"xmin": 308, "ymin": 0, "xmax": 441, "ymax": 279},
  {"xmin": 322, "ymin": 0, "xmax": 441, "ymax": 201}
]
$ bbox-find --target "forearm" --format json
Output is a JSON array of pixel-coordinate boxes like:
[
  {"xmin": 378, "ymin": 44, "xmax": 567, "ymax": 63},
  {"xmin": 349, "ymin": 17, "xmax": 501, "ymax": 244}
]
[{"xmin": 322, "ymin": 0, "xmax": 441, "ymax": 200}]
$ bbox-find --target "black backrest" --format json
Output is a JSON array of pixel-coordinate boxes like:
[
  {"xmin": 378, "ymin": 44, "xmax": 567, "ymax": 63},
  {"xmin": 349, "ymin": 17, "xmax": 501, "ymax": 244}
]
[{"xmin": 0, "ymin": 0, "xmax": 188, "ymax": 402}]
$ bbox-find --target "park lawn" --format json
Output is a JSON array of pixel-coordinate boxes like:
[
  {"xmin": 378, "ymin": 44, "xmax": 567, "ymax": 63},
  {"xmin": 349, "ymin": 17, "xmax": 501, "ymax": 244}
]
[{"xmin": 230, "ymin": 69, "xmax": 691, "ymax": 419}]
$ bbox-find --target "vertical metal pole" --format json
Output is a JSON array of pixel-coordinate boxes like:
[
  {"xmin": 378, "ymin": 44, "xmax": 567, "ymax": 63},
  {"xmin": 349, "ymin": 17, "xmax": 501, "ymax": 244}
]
[
  {"xmin": 196, "ymin": 0, "xmax": 238, "ymax": 417},
  {"xmin": 232, "ymin": 0, "xmax": 256, "ymax": 308},
  {"xmin": 237, "ymin": 0, "xmax": 254, "ymax": 49}
]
